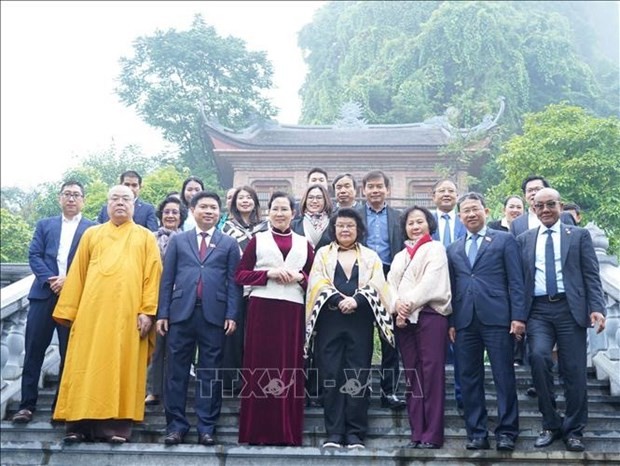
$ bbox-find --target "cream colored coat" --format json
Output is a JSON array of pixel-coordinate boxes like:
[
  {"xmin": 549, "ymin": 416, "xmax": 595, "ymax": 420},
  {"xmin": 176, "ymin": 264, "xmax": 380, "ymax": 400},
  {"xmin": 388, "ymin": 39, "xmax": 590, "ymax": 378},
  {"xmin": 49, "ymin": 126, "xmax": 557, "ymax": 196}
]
[{"xmin": 387, "ymin": 241, "xmax": 452, "ymax": 323}]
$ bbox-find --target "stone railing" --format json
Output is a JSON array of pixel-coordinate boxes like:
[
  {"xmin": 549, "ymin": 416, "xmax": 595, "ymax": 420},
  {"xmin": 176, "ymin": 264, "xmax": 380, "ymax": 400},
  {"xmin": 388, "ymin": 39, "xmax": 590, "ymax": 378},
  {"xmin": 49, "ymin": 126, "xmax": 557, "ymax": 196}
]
[
  {"xmin": 0, "ymin": 266, "xmax": 61, "ymax": 419},
  {"xmin": 587, "ymin": 223, "xmax": 620, "ymax": 395}
]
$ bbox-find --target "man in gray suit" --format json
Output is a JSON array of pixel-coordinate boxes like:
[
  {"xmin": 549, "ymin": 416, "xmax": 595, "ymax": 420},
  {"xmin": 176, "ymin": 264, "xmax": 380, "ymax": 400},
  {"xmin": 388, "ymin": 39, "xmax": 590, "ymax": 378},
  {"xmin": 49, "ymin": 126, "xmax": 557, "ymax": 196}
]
[{"xmin": 517, "ymin": 188, "xmax": 606, "ymax": 452}]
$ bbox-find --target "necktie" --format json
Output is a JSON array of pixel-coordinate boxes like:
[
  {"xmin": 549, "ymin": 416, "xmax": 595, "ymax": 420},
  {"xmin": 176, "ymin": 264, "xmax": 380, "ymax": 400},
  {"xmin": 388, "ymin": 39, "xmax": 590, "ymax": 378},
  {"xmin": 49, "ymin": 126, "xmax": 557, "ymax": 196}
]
[
  {"xmin": 442, "ymin": 213, "xmax": 452, "ymax": 247},
  {"xmin": 545, "ymin": 229, "xmax": 558, "ymax": 297},
  {"xmin": 468, "ymin": 233, "xmax": 479, "ymax": 267},
  {"xmin": 197, "ymin": 232, "xmax": 208, "ymax": 298}
]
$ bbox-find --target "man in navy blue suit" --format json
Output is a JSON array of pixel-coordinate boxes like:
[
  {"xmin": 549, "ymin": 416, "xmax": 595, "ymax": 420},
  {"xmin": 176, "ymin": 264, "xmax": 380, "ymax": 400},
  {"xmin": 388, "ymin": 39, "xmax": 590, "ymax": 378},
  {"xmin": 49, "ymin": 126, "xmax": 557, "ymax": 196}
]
[
  {"xmin": 518, "ymin": 188, "xmax": 605, "ymax": 452},
  {"xmin": 447, "ymin": 192, "xmax": 527, "ymax": 451},
  {"xmin": 157, "ymin": 191, "xmax": 242, "ymax": 446},
  {"xmin": 430, "ymin": 179, "xmax": 467, "ymax": 416},
  {"xmin": 97, "ymin": 170, "xmax": 158, "ymax": 231},
  {"xmin": 12, "ymin": 180, "xmax": 96, "ymax": 424}
]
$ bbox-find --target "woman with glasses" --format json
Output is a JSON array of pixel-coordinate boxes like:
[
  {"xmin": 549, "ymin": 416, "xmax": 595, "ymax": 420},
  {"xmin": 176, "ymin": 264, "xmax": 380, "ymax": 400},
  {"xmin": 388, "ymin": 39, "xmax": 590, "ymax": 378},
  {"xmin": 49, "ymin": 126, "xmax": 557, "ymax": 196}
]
[
  {"xmin": 305, "ymin": 208, "xmax": 394, "ymax": 449},
  {"xmin": 144, "ymin": 195, "xmax": 188, "ymax": 406},
  {"xmin": 387, "ymin": 206, "xmax": 452, "ymax": 449},
  {"xmin": 291, "ymin": 184, "xmax": 333, "ymax": 250}
]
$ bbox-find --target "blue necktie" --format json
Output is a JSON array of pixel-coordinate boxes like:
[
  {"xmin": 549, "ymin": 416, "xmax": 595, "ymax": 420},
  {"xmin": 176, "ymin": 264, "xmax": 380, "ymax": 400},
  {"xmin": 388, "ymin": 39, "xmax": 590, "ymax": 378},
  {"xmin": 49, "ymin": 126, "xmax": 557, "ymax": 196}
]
[
  {"xmin": 545, "ymin": 229, "xmax": 558, "ymax": 297},
  {"xmin": 442, "ymin": 213, "xmax": 452, "ymax": 247},
  {"xmin": 468, "ymin": 233, "xmax": 479, "ymax": 267}
]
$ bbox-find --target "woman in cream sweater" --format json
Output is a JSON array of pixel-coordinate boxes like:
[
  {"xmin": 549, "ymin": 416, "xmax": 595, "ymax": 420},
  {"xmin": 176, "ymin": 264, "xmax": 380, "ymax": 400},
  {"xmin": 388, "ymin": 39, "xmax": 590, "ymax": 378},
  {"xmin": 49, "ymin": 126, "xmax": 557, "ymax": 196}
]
[{"xmin": 388, "ymin": 205, "xmax": 452, "ymax": 449}]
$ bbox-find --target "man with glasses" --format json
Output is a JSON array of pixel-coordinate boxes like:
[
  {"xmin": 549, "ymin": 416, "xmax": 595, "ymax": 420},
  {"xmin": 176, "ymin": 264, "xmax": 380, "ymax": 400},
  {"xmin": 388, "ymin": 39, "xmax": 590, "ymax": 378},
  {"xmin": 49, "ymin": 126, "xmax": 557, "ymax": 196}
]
[
  {"xmin": 510, "ymin": 175, "xmax": 574, "ymax": 236},
  {"xmin": 97, "ymin": 170, "xmax": 158, "ymax": 231},
  {"xmin": 517, "ymin": 188, "xmax": 605, "ymax": 452},
  {"xmin": 52, "ymin": 185, "xmax": 162, "ymax": 444},
  {"xmin": 12, "ymin": 181, "xmax": 96, "ymax": 424}
]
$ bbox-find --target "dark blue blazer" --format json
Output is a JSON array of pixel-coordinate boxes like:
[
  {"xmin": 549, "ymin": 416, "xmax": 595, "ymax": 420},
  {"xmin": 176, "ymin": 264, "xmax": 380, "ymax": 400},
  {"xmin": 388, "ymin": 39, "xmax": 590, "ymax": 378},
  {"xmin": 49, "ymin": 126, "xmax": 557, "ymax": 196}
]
[
  {"xmin": 517, "ymin": 224, "xmax": 606, "ymax": 328},
  {"xmin": 97, "ymin": 198, "xmax": 158, "ymax": 231},
  {"xmin": 356, "ymin": 203, "xmax": 402, "ymax": 264},
  {"xmin": 431, "ymin": 210, "xmax": 467, "ymax": 243},
  {"xmin": 447, "ymin": 228, "xmax": 527, "ymax": 330},
  {"xmin": 28, "ymin": 216, "xmax": 96, "ymax": 300},
  {"xmin": 157, "ymin": 229, "xmax": 242, "ymax": 327},
  {"xmin": 509, "ymin": 211, "xmax": 574, "ymax": 237}
]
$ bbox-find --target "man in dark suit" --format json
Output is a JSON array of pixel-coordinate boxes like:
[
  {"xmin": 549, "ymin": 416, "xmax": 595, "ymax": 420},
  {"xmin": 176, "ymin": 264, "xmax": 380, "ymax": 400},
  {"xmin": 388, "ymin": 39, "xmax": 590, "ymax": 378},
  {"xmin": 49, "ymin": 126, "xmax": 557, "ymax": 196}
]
[
  {"xmin": 12, "ymin": 180, "xmax": 95, "ymax": 424},
  {"xmin": 510, "ymin": 175, "xmax": 574, "ymax": 236},
  {"xmin": 356, "ymin": 170, "xmax": 405, "ymax": 410},
  {"xmin": 447, "ymin": 192, "xmax": 526, "ymax": 451},
  {"xmin": 430, "ymin": 179, "xmax": 467, "ymax": 416},
  {"xmin": 157, "ymin": 191, "xmax": 242, "ymax": 446},
  {"xmin": 517, "ymin": 188, "xmax": 605, "ymax": 452},
  {"xmin": 97, "ymin": 170, "xmax": 158, "ymax": 231}
]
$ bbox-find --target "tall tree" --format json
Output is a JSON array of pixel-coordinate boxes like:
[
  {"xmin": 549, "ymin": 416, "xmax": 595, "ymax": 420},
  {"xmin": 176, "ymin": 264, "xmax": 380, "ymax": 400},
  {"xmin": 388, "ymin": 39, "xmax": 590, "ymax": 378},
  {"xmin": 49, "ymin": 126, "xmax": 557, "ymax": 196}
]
[
  {"xmin": 116, "ymin": 14, "xmax": 277, "ymax": 182},
  {"xmin": 491, "ymin": 104, "xmax": 620, "ymax": 252}
]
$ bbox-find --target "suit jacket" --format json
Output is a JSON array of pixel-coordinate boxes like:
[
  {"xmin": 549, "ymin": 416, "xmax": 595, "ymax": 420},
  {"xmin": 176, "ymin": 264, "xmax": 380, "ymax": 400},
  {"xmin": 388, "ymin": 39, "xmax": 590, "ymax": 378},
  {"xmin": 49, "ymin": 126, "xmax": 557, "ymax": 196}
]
[
  {"xmin": 431, "ymin": 210, "xmax": 467, "ymax": 243},
  {"xmin": 97, "ymin": 198, "xmax": 158, "ymax": 231},
  {"xmin": 510, "ymin": 211, "xmax": 574, "ymax": 237},
  {"xmin": 517, "ymin": 224, "xmax": 606, "ymax": 328},
  {"xmin": 356, "ymin": 203, "xmax": 402, "ymax": 264},
  {"xmin": 157, "ymin": 229, "xmax": 242, "ymax": 328},
  {"xmin": 447, "ymin": 228, "xmax": 527, "ymax": 330},
  {"xmin": 28, "ymin": 216, "xmax": 96, "ymax": 300}
]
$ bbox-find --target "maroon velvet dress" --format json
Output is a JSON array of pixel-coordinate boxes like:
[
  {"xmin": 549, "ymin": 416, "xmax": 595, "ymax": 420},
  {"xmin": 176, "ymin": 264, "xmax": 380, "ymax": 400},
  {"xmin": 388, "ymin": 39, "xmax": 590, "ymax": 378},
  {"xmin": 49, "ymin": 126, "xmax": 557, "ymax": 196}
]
[{"xmin": 235, "ymin": 229, "xmax": 314, "ymax": 446}]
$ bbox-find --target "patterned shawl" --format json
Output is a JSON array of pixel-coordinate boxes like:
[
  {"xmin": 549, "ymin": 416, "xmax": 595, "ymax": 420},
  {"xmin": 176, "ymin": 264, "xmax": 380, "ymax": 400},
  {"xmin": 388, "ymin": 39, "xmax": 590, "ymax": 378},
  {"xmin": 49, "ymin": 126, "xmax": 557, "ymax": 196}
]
[{"xmin": 304, "ymin": 241, "xmax": 394, "ymax": 358}]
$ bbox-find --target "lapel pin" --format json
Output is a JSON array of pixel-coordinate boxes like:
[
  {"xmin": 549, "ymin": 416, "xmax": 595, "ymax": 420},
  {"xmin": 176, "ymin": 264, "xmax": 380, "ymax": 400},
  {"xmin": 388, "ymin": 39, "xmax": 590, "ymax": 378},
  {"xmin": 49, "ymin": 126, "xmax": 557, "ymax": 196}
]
[
  {"xmin": 209, "ymin": 243, "xmax": 216, "ymax": 248},
  {"xmin": 565, "ymin": 228, "xmax": 571, "ymax": 235},
  {"xmin": 484, "ymin": 236, "xmax": 492, "ymax": 242}
]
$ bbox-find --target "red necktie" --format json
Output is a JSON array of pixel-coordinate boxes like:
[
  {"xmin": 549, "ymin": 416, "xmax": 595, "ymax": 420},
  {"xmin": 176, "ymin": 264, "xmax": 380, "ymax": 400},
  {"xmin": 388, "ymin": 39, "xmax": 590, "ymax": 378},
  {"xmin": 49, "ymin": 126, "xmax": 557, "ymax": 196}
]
[{"xmin": 197, "ymin": 232, "xmax": 208, "ymax": 299}]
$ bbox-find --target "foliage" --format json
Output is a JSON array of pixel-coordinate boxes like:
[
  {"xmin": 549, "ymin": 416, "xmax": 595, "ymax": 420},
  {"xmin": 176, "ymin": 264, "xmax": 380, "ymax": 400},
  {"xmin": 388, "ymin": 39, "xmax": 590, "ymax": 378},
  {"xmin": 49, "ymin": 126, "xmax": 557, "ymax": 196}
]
[
  {"xmin": 491, "ymin": 104, "xmax": 620, "ymax": 253},
  {"xmin": 1, "ymin": 208, "xmax": 32, "ymax": 263},
  {"xmin": 116, "ymin": 14, "xmax": 277, "ymax": 183}
]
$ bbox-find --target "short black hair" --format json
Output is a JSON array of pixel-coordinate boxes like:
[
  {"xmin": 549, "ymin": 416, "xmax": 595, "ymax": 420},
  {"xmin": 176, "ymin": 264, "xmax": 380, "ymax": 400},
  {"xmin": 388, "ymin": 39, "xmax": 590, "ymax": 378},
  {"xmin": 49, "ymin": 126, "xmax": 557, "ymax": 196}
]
[
  {"xmin": 400, "ymin": 205, "xmax": 437, "ymax": 241},
  {"xmin": 457, "ymin": 192, "xmax": 487, "ymax": 210},
  {"xmin": 362, "ymin": 170, "xmax": 390, "ymax": 189},
  {"xmin": 60, "ymin": 180, "xmax": 85, "ymax": 195},
  {"xmin": 563, "ymin": 202, "xmax": 581, "ymax": 213},
  {"xmin": 307, "ymin": 167, "xmax": 328, "ymax": 181},
  {"xmin": 180, "ymin": 176, "xmax": 205, "ymax": 207},
  {"xmin": 120, "ymin": 170, "xmax": 142, "ymax": 185},
  {"xmin": 268, "ymin": 191, "xmax": 295, "ymax": 210},
  {"xmin": 156, "ymin": 195, "xmax": 188, "ymax": 229},
  {"xmin": 332, "ymin": 173, "xmax": 357, "ymax": 190},
  {"xmin": 328, "ymin": 208, "xmax": 366, "ymax": 244},
  {"xmin": 190, "ymin": 191, "xmax": 221, "ymax": 209},
  {"xmin": 520, "ymin": 175, "xmax": 549, "ymax": 193}
]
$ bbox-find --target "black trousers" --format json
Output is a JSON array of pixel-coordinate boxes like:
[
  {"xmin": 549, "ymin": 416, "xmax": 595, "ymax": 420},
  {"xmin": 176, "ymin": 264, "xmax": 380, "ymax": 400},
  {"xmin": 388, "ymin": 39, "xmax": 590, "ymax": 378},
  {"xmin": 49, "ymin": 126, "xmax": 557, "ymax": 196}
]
[{"xmin": 314, "ymin": 304, "xmax": 375, "ymax": 438}]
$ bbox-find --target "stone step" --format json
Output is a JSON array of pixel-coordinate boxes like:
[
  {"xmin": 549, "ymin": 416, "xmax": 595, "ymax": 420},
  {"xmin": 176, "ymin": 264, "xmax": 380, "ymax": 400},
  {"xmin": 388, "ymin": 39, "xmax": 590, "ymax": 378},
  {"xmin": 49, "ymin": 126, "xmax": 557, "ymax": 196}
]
[{"xmin": 3, "ymin": 440, "xmax": 619, "ymax": 466}]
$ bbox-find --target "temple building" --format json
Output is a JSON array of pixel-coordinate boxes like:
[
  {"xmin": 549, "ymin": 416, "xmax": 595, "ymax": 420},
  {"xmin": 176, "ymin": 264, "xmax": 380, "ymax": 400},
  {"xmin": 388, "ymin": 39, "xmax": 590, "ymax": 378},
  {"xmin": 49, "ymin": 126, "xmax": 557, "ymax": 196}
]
[{"xmin": 203, "ymin": 100, "xmax": 504, "ymax": 208}]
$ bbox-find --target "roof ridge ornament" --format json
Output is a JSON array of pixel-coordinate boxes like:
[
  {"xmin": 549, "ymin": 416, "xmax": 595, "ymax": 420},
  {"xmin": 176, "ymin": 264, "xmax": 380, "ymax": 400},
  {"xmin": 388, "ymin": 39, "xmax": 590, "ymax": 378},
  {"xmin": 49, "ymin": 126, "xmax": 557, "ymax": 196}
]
[{"xmin": 333, "ymin": 101, "xmax": 368, "ymax": 129}]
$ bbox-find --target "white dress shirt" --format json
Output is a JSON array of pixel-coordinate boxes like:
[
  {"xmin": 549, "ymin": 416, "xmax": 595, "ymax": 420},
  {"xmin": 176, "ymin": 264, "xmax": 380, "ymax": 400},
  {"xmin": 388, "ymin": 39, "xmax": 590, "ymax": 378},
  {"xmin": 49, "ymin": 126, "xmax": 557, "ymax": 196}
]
[
  {"xmin": 436, "ymin": 209, "xmax": 457, "ymax": 245},
  {"xmin": 57, "ymin": 214, "xmax": 82, "ymax": 277},
  {"xmin": 534, "ymin": 220, "xmax": 564, "ymax": 296}
]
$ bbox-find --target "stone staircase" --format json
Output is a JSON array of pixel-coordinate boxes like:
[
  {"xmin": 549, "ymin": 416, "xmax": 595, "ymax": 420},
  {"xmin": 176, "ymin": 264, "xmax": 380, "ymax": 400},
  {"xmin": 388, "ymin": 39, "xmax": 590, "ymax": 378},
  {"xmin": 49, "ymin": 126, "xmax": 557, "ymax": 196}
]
[{"xmin": 2, "ymin": 366, "xmax": 619, "ymax": 465}]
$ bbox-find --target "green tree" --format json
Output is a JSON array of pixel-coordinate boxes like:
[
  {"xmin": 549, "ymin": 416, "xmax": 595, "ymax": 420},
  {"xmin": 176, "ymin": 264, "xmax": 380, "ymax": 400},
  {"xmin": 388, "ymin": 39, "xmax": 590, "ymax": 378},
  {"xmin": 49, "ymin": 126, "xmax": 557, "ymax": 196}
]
[
  {"xmin": 116, "ymin": 14, "xmax": 277, "ymax": 183},
  {"xmin": 491, "ymin": 104, "xmax": 620, "ymax": 252},
  {"xmin": 1, "ymin": 208, "xmax": 32, "ymax": 263}
]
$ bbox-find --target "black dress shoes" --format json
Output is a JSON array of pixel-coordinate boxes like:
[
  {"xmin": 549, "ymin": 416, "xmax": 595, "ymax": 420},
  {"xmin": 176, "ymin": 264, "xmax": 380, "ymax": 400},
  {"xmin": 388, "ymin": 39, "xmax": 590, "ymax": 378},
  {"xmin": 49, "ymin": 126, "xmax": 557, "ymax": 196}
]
[
  {"xmin": 496, "ymin": 435, "xmax": 515, "ymax": 451},
  {"xmin": 417, "ymin": 442, "xmax": 439, "ymax": 449},
  {"xmin": 466, "ymin": 437, "xmax": 490, "ymax": 450},
  {"xmin": 405, "ymin": 441, "xmax": 419, "ymax": 449},
  {"xmin": 565, "ymin": 437, "xmax": 585, "ymax": 452},
  {"xmin": 381, "ymin": 394, "xmax": 406, "ymax": 410},
  {"xmin": 11, "ymin": 409, "xmax": 33, "ymax": 424},
  {"xmin": 199, "ymin": 433, "xmax": 216, "ymax": 446},
  {"xmin": 534, "ymin": 429, "xmax": 561, "ymax": 448},
  {"xmin": 164, "ymin": 432, "xmax": 184, "ymax": 445}
]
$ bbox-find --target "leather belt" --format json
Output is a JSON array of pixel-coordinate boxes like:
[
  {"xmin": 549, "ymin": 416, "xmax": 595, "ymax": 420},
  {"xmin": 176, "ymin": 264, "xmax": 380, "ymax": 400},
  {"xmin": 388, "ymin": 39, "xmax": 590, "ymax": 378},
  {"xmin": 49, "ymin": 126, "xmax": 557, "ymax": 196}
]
[
  {"xmin": 195, "ymin": 299, "xmax": 203, "ymax": 307},
  {"xmin": 533, "ymin": 293, "xmax": 566, "ymax": 303}
]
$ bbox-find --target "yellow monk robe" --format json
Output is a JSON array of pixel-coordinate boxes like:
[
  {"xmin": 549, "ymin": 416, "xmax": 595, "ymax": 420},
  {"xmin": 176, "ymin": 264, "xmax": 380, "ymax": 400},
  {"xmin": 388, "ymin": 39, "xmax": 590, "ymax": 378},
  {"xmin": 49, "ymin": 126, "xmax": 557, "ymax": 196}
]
[{"xmin": 53, "ymin": 221, "xmax": 162, "ymax": 422}]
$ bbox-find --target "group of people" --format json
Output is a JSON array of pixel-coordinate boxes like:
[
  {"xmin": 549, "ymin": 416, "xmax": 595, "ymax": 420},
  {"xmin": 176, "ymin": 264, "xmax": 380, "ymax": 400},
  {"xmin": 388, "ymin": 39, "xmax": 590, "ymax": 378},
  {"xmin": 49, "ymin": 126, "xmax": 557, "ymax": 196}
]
[{"xmin": 12, "ymin": 168, "xmax": 606, "ymax": 454}]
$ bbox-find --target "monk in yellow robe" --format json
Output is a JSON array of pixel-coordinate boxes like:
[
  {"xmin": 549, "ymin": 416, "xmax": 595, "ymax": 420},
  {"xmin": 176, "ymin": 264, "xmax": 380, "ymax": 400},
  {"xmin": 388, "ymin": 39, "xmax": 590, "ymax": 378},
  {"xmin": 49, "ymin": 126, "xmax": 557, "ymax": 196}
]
[{"xmin": 53, "ymin": 185, "xmax": 162, "ymax": 443}]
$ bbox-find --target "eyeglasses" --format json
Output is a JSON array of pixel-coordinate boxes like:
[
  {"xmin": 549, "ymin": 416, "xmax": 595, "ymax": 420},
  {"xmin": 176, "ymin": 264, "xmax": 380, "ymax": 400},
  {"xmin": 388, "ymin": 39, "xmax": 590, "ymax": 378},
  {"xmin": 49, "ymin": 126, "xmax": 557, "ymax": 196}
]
[
  {"xmin": 307, "ymin": 195, "xmax": 324, "ymax": 201},
  {"xmin": 61, "ymin": 192, "xmax": 83, "ymax": 199},
  {"xmin": 526, "ymin": 186, "xmax": 544, "ymax": 194},
  {"xmin": 162, "ymin": 209, "xmax": 180, "ymax": 215},
  {"xmin": 335, "ymin": 223, "xmax": 356, "ymax": 230},
  {"xmin": 533, "ymin": 201, "xmax": 559, "ymax": 210},
  {"xmin": 460, "ymin": 207, "xmax": 483, "ymax": 215}
]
